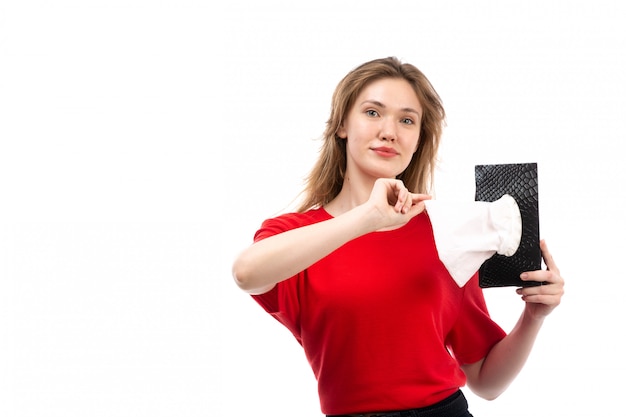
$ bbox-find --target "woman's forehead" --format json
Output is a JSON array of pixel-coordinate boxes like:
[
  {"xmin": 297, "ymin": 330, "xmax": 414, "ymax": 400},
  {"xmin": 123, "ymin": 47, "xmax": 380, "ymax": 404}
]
[{"xmin": 355, "ymin": 78, "xmax": 423, "ymax": 112}]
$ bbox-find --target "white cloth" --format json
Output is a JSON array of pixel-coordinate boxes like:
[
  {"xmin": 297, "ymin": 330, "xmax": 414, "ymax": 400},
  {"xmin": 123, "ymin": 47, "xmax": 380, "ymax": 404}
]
[{"xmin": 424, "ymin": 194, "xmax": 522, "ymax": 287}]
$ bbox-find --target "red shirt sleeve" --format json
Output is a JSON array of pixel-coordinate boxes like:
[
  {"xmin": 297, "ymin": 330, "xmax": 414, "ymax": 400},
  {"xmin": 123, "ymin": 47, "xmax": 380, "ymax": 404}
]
[
  {"xmin": 445, "ymin": 274, "xmax": 507, "ymax": 365},
  {"xmin": 250, "ymin": 210, "xmax": 331, "ymax": 345}
]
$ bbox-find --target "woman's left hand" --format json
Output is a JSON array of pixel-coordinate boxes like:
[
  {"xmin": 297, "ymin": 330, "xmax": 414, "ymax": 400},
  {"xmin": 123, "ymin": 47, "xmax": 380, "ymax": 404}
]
[{"xmin": 516, "ymin": 239, "xmax": 565, "ymax": 320}]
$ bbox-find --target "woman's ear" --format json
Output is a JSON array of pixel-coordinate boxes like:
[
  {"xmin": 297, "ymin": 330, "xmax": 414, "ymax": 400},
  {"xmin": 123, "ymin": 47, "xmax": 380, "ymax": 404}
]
[{"xmin": 337, "ymin": 124, "xmax": 347, "ymax": 139}]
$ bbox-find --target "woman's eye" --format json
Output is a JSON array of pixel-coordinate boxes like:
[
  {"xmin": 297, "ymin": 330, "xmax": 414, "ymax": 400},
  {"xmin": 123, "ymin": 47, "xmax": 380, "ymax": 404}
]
[
  {"xmin": 401, "ymin": 118, "xmax": 414, "ymax": 125},
  {"xmin": 365, "ymin": 109, "xmax": 379, "ymax": 117}
]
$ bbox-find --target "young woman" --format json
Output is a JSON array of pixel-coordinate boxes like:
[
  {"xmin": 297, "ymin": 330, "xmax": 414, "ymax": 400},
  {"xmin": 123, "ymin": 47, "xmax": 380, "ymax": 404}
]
[{"xmin": 232, "ymin": 57, "xmax": 564, "ymax": 417}]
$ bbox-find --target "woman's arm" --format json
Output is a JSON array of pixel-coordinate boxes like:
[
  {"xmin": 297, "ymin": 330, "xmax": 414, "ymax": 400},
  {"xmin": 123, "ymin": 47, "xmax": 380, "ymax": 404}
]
[
  {"xmin": 462, "ymin": 240, "xmax": 565, "ymax": 400},
  {"xmin": 232, "ymin": 179, "xmax": 430, "ymax": 295}
]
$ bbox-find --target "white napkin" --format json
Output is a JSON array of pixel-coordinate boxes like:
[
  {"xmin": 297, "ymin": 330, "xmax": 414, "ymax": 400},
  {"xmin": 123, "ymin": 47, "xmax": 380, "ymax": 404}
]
[{"xmin": 424, "ymin": 194, "xmax": 522, "ymax": 287}]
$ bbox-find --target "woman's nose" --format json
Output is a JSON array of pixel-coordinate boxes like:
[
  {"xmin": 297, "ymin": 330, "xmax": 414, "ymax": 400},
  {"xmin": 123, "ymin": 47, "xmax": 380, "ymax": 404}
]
[{"xmin": 380, "ymin": 118, "xmax": 397, "ymax": 142}]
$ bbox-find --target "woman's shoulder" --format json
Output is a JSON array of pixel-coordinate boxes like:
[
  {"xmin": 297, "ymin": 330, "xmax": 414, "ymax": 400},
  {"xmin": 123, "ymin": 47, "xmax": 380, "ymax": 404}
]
[{"xmin": 254, "ymin": 207, "xmax": 332, "ymax": 241}]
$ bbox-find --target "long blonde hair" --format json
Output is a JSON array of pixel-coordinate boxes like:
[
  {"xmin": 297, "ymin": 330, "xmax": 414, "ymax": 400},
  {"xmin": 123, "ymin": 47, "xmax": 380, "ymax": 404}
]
[{"xmin": 296, "ymin": 57, "xmax": 446, "ymax": 213}]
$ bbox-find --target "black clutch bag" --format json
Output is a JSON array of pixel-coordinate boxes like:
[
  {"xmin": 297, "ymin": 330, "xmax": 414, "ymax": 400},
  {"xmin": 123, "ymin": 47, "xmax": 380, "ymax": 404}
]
[{"xmin": 474, "ymin": 163, "xmax": 543, "ymax": 288}]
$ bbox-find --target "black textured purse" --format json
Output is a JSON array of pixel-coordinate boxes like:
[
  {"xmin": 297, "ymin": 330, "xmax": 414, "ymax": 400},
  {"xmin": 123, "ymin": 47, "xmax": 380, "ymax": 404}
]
[{"xmin": 474, "ymin": 163, "xmax": 543, "ymax": 288}]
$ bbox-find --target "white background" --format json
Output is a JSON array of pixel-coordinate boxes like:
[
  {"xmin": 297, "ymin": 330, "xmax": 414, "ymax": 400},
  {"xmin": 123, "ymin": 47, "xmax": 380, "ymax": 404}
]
[{"xmin": 1, "ymin": 1, "xmax": 624, "ymax": 416}]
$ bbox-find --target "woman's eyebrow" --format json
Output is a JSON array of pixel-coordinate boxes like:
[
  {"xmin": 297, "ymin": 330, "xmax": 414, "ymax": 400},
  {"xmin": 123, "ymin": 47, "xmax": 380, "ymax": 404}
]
[{"xmin": 360, "ymin": 100, "xmax": 421, "ymax": 117}]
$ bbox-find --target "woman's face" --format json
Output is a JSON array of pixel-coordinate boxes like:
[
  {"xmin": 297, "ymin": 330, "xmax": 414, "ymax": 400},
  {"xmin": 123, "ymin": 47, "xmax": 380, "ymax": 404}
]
[{"xmin": 338, "ymin": 77, "xmax": 422, "ymax": 183}]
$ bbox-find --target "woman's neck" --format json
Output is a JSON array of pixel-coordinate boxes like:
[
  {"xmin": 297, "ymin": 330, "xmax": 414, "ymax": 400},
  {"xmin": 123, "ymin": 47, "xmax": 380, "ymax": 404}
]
[{"xmin": 324, "ymin": 174, "xmax": 376, "ymax": 217}]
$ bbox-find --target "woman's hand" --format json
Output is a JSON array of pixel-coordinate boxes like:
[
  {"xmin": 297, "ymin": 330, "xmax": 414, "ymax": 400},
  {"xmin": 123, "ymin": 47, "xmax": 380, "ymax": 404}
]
[
  {"xmin": 367, "ymin": 178, "xmax": 431, "ymax": 230},
  {"xmin": 517, "ymin": 240, "xmax": 565, "ymax": 320}
]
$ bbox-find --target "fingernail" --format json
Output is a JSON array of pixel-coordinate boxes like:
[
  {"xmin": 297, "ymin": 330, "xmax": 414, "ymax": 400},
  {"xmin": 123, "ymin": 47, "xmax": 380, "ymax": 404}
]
[{"xmin": 520, "ymin": 273, "xmax": 528, "ymax": 280}]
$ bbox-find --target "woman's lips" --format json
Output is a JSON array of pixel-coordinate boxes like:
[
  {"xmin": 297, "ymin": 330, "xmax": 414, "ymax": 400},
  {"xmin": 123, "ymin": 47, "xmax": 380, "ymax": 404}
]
[{"xmin": 371, "ymin": 147, "xmax": 399, "ymax": 157}]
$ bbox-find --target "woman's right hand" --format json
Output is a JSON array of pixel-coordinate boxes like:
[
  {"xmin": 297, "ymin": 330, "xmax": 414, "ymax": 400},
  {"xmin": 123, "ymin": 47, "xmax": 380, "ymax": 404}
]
[{"xmin": 367, "ymin": 178, "xmax": 431, "ymax": 230}]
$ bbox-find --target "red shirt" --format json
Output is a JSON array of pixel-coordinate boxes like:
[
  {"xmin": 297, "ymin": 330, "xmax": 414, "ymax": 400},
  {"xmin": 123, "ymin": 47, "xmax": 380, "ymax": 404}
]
[{"xmin": 252, "ymin": 208, "xmax": 506, "ymax": 415}]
